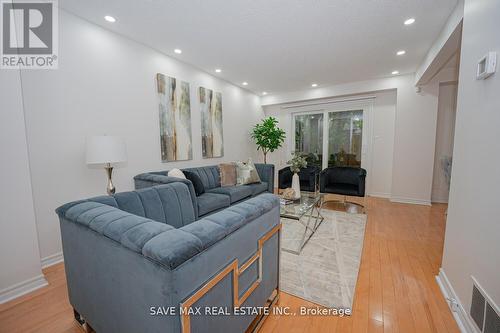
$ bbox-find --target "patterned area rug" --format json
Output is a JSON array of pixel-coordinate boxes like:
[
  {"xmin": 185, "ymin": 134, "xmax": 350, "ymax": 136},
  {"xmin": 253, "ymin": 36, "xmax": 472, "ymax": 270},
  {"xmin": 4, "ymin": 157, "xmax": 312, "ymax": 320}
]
[{"xmin": 280, "ymin": 209, "xmax": 367, "ymax": 309}]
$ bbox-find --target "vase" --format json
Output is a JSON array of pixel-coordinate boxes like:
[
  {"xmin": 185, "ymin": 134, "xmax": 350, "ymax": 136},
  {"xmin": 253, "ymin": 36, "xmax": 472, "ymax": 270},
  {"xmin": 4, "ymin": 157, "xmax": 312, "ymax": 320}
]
[{"xmin": 291, "ymin": 173, "xmax": 301, "ymax": 200}]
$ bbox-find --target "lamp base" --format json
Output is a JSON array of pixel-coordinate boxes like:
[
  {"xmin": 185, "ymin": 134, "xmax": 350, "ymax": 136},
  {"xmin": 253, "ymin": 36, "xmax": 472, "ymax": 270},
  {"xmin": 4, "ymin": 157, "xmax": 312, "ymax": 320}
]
[{"xmin": 105, "ymin": 164, "xmax": 115, "ymax": 195}]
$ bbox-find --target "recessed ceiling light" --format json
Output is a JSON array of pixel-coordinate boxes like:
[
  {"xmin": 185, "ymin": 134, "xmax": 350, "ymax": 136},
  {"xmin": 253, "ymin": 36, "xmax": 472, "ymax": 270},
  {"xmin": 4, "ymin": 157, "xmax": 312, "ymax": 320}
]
[
  {"xmin": 104, "ymin": 16, "xmax": 116, "ymax": 23},
  {"xmin": 397, "ymin": 50, "xmax": 406, "ymax": 56},
  {"xmin": 174, "ymin": 49, "xmax": 182, "ymax": 54},
  {"xmin": 392, "ymin": 70, "xmax": 399, "ymax": 75},
  {"xmin": 242, "ymin": 82, "xmax": 248, "ymax": 86},
  {"xmin": 215, "ymin": 68, "xmax": 222, "ymax": 73},
  {"xmin": 311, "ymin": 83, "xmax": 318, "ymax": 87},
  {"xmin": 262, "ymin": 92, "xmax": 268, "ymax": 95},
  {"xmin": 404, "ymin": 18, "xmax": 415, "ymax": 25}
]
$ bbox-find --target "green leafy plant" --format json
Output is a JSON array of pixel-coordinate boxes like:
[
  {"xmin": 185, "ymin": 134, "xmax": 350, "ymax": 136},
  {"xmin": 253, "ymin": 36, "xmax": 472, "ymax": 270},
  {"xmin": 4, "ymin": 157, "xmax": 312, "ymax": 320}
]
[
  {"xmin": 287, "ymin": 152, "xmax": 308, "ymax": 174},
  {"xmin": 251, "ymin": 117, "xmax": 286, "ymax": 164}
]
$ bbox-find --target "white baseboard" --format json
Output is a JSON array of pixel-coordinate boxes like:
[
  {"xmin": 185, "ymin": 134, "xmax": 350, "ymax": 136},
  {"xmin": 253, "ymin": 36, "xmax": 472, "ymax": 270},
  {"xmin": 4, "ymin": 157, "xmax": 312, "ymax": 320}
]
[
  {"xmin": 436, "ymin": 268, "xmax": 479, "ymax": 333},
  {"xmin": 390, "ymin": 196, "xmax": 432, "ymax": 206},
  {"xmin": 368, "ymin": 192, "xmax": 391, "ymax": 199},
  {"xmin": 432, "ymin": 199, "xmax": 449, "ymax": 204},
  {"xmin": 41, "ymin": 251, "xmax": 64, "ymax": 269},
  {"xmin": 0, "ymin": 274, "xmax": 48, "ymax": 304}
]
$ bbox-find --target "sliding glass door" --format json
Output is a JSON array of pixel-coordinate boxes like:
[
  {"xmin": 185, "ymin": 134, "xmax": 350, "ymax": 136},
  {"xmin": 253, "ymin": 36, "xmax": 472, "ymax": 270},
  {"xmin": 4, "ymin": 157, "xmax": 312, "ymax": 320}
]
[
  {"xmin": 327, "ymin": 110, "xmax": 363, "ymax": 167},
  {"xmin": 293, "ymin": 113, "xmax": 323, "ymax": 168},
  {"xmin": 292, "ymin": 109, "xmax": 365, "ymax": 169}
]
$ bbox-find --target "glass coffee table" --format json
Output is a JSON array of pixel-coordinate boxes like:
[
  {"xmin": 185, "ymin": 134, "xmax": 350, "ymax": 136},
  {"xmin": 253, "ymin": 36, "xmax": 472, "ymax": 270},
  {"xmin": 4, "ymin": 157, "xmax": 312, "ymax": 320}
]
[{"xmin": 279, "ymin": 192, "xmax": 324, "ymax": 254}]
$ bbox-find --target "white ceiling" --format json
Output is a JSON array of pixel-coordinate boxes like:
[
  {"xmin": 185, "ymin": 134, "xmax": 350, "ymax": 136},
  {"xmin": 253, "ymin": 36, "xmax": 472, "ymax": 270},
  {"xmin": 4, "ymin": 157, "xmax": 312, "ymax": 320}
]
[{"xmin": 60, "ymin": 0, "xmax": 458, "ymax": 96}]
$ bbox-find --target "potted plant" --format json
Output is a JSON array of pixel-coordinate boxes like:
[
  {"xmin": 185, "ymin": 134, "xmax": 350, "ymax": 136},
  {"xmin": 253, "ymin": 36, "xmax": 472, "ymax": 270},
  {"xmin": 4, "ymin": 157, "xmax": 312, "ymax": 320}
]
[
  {"xmin": 287, "ymin": 152, "xmax": 307, "ymax": 199},
  {"xmin": 251, "ymin": 117, "xmax": 286, "ymax": 164}
]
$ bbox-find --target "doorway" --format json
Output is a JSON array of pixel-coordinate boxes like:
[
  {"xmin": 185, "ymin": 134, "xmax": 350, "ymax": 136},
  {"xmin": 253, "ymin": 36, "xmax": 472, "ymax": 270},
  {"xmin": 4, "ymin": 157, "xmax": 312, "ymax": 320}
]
[{"xmin": 431, "ymin": 82, "xmax": 458, "ymax": 203}]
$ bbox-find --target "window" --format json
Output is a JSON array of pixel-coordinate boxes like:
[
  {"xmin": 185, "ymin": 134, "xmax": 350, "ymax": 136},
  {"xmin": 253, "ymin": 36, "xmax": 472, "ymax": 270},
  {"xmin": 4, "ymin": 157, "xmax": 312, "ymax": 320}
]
[
  {"xmin": 327, "ymin": 110, "xmax": 363, "ymax": 167},
  {"xmin": 294, "ymin": 113, "xmax": 323, "ymax": 169}
]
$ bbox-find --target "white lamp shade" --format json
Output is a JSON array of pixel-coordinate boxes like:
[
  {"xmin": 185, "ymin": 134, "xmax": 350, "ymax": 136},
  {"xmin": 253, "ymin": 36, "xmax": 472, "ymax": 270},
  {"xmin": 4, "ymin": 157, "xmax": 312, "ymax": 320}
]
[{"xmin": 86, "ymin": 136, "xmax": 127, "ymax": 165}]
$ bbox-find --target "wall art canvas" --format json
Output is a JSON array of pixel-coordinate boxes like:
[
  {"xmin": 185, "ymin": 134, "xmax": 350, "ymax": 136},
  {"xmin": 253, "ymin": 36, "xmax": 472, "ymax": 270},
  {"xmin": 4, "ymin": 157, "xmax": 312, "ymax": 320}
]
[
  {"xmin": 199, "ymin": 87, "xmax": 224, "ymax": 158},
  {"xmin": 156, "ymin": 73, "xmax": 192, "ymax": 161}
]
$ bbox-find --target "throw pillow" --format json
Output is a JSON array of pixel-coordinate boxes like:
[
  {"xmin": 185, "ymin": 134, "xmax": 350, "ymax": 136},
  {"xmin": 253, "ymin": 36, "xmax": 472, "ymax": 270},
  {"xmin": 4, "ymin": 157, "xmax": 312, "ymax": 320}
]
[
  {"xmin": 235, "ymin": 159, "xmax": 261, "ymax": 185},
  {"xmin": 167, "ymin": 168, "xmax": 186, "ymax": 179},
  {"xmin": 183, "ymin": 170, "xmax": 205, "ymax": 196},
  {"xmin": 219, "ymin": 163, "xmax": 237, "ymax": 187}
]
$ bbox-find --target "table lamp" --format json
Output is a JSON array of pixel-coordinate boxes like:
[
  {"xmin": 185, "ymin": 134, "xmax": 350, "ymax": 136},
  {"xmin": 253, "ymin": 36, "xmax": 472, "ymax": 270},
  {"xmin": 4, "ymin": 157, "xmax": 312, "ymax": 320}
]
[{"xmin": 86, "ymin": 135, "xmax": 127, "ymax": 195}]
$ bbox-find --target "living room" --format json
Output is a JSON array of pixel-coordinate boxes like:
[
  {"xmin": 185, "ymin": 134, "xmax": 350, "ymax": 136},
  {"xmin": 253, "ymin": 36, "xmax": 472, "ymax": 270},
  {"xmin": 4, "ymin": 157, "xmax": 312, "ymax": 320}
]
[{"xmin": 1, "ymin": 0, "xmax": 499, "ymax": 332}]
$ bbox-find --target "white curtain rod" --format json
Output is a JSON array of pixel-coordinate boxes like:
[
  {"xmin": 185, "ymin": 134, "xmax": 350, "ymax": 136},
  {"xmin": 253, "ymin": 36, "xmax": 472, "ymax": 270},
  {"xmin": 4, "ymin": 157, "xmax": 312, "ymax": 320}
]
[{"xmin": 280, "ymin": 95, "xmax": 376, "ymax": 110}]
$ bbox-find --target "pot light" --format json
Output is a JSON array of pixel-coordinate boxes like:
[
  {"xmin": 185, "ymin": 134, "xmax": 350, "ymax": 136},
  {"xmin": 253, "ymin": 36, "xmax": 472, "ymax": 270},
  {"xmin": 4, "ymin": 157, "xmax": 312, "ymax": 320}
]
[
  {"xmin": 262, "ymin": 92, "xmax": 268, "ymax": 95},
  {"xmin": 404, "ymin": 18, "xmax": 415, "ymax": 25},
  {"xmin": 392, "ymin": 70, "xmax": 399, "ymax": 75},
  {"xmin": 215, "ymin": 68, "xmax": 222, "ymax": 73},
  {"xmin": 311, "ymin": 83, "xmax": 318, "ymax": 87},
  {"xmin": 174, "ymin": 49, "xmax": 182, "ymax": 54},
  {"xmin": 104, "ymin": 16, "xmax": 116, "ymax": 23},
  {"xmin": 242, "ymin": 82, "xmax": 248, "ymax": 86},
  {"xmin": 397, "ymin": 50, "xmax": 406, "ymax": 56}
]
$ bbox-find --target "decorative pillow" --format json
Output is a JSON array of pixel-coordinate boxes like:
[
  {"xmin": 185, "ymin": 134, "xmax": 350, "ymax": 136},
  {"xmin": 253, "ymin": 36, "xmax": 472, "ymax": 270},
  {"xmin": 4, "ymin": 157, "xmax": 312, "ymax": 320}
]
[
  {"xmin": 183, "ymin": 171, "xmax": 205, "ymax": 196},
  {"xmin": 219, "ymin": 163, "xmax": 237, "ymax": 187},
  {"xmin": 167, "ymin": 168, "xmax": 186, "ymax": 179},
  {"xmin": 235, "ymin": 159, "xmax": 261, "ymax": 185}
]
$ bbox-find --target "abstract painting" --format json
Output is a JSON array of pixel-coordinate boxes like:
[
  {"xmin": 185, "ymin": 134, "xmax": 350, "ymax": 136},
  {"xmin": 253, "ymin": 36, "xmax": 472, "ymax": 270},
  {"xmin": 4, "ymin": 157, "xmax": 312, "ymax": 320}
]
[
  {"xmin": 156, "ymin": 73, "xmax": 192, "ymax": 162},
  {"xmin": 199, "ymin": 87, "xmax": 224, "ymax": 158}
]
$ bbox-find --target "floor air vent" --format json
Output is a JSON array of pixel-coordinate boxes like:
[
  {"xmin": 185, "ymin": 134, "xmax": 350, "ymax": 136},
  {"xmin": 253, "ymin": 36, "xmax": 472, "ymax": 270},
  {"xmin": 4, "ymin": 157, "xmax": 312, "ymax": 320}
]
[
  {"xmin": 471, "ymin": 285, "xmax": 486, "ymax": 330},
  {"xmin": 470, "ymin": 277, "xmax": 500, "ymax": 333},
  {"xmin": 484, "ymin": 303, "xmax": 500, "ymax": 333}
]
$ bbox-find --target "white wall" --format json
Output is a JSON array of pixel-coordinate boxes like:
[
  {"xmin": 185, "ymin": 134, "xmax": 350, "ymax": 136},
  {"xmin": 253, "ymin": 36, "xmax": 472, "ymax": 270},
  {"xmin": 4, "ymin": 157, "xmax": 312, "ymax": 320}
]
[
  {"xmin": 261, "ymin": 74, "xmax": 448, "ymax": 204},
  {"xmin": 431, "ymin": 82, "xmax": 457, "ymax": 203},
  {"xmin": 390, "ymin": 75, "xmax": 439, "ymax": 205},
  {"xmin": 19, "ymin": 10, "xmax": 264, "ymax": 261},
  {"xmin": 441, "ymin": 0, "xmax": 500, "ymax": 319},
  {"xmin": 0, "ymin": 70, "xmax": 47, "ymax": 303},
  {"xmin": 262, "ymin": 90, "xmax": 396, "ymax": 198},
  {"xmin": 370, "ymin": 91, "xmax": 396, "ymax": 198}
]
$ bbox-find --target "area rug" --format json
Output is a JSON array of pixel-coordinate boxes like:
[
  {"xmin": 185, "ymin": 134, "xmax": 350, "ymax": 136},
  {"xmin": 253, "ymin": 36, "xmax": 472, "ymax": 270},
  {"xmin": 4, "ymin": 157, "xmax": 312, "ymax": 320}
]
[{"xmin": 280, "ymin": 209, "xmax": 367, "ymax": 309}]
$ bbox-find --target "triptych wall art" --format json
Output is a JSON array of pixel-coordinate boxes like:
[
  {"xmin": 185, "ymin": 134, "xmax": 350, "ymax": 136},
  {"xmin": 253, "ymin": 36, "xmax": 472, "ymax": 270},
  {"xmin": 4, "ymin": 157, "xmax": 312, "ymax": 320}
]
[
  {"xmin": 156, "ymin": 73, "xmax": 224, "ymax": 161},
  {"xmin": 199, "ymin": 87, "xmax": 224, "ymax": 158}
]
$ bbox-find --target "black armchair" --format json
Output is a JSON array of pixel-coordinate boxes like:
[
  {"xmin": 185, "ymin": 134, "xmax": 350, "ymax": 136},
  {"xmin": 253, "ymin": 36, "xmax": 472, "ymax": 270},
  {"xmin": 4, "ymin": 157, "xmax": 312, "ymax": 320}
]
[
  {"xmin": 278, "ymin": 166, "xmax": 320, "ymax": 192},
  {"xmin": 320, "ymin": 167, "xmax": 367, "ymax": 211}
]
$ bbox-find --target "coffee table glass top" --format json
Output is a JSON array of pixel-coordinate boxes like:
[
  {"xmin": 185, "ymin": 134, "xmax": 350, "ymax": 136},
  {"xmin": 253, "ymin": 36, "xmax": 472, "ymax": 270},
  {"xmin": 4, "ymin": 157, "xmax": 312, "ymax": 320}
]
[{"xmin": 279, "ymin": 192, "xmax": 322, "ymax": 219}]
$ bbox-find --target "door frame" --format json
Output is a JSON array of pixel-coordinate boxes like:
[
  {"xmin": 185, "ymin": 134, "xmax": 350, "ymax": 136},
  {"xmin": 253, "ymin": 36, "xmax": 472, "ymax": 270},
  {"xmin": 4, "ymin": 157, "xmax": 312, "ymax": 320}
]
[{"xmin": 289, "ymin": 99, "xmax": 375, "ymax": 193}]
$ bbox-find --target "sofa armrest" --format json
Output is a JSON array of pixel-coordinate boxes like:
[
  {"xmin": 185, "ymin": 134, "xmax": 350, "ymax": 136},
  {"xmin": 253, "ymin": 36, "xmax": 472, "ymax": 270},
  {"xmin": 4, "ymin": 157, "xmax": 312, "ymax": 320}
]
[
  {"xmin": 358, "ymin": 173, "xmax": 366, "ymax": 196},
  {"xmin": 319, "ymin": 169, "xmax": 329, "ymax": 192},
  {"xmin": 255, "ymin": 163, "xmax": 275, "ymax": 193},
  {"xmin": 134, "ymin": 173, "xmax": 199, "ymax": 217},
  {"xmin": 278, "ymin": 167, "xmax": 292, "ymax": 189}
]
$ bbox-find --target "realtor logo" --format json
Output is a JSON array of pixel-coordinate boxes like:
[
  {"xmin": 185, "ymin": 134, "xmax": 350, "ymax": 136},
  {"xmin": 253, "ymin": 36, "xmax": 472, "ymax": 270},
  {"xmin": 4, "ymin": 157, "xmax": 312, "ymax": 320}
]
[{"xmin": 1, "ymin": 0, "xmax": 58, "ymax": 69}]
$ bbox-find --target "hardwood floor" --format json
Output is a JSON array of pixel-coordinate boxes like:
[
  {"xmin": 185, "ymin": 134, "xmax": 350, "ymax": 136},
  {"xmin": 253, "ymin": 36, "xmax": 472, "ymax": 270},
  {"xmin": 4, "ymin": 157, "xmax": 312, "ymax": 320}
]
[{"xmin": 0, "ymin": 197, "xmax": 458, "ymax": 333}]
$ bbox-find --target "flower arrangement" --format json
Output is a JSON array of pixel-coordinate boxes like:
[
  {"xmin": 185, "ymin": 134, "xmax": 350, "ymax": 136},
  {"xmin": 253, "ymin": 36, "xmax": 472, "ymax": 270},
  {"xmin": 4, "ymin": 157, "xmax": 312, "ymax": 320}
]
[{"xmin": 287, "ymin": 152, "xmax": 307, "ymax": 174}]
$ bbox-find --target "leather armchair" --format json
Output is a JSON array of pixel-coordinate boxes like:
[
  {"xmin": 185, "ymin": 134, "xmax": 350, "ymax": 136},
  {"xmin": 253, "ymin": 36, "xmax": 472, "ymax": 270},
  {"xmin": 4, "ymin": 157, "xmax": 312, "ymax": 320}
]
[
  {"xmin": 278, "ymin": 166, "xmax": 320, "ymax": 192},
  {"xmin": 319, "ymin": 167, "xmax": 367, "ymax": 197}
]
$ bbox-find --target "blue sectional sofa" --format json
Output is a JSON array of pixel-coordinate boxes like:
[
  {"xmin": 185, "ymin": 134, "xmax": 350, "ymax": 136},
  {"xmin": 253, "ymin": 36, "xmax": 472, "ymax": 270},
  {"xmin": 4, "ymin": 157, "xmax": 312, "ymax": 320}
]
[
  {"xmin": 56, "ymin": 182, "xmax": 281, "ymax": 333},
  {"xmin": 134, "ymin": 164, "xmax": 275, "ymax": 218}
]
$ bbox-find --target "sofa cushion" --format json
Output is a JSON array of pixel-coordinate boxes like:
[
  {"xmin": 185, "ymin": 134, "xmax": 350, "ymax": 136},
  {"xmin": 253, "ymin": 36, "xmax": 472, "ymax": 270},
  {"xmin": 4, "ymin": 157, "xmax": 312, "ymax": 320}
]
[
  {"xmin": 244, "ymin": 182, "xmax": 269, "ymax": 196},
  {"xmin": 83, "ymin": 183, "xmax": 196, "ymax": 228},
  {"xmin": 167, "ymin": 168, "xmax": 186, "ymax": 179},
  {"xmin": 219, "ymin": 163, "xmax": 237, "ymax": 187},
  {"xmin": 235, "ymin": 159, "xmax": 261, "ymax": 185},
  {"xmin": 183, "ymin": 170, "xmax": 205, "ymax": 196},
  {"xmin": 207, "ymin": 185, "xmax": 252, "ymax": 204},
  {"xmin": 182, "ymin": 166, "xmax": 220, "ymax": 190},
  {"xmin": 197, "ymin": 192, "xmax": 230, "ymax": 216}
]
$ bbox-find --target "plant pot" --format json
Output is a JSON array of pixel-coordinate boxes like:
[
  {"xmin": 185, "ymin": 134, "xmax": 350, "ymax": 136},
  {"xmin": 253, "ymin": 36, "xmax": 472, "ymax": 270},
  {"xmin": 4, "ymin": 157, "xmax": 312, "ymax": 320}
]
[{"xmin": 291, "ymin": 173, "xmax": 301, "ymax": 200}]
